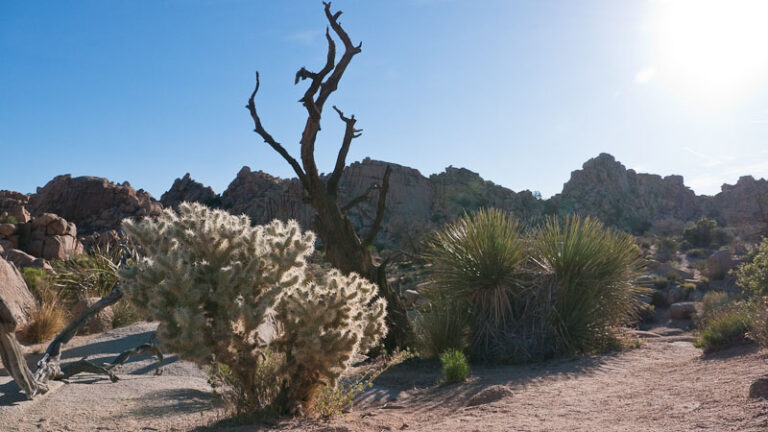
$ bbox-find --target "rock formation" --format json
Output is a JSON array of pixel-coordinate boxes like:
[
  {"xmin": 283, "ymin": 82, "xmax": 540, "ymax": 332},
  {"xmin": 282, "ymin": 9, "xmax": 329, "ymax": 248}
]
[
  {"xmin": 553, "ymin": 153, "xmax": 700, "ymax": 233},
  {"xmin": 28, "ymin": 175, "xmax": 162, "ymax": 234},
  {"xmin": 0, "ymin": 190, "xmax": 31, "ymax": 224},
  {"xmin": 160, "ymin": 173, "xmax": 217, "ymax": 210},
  {"xmin": 0, "ymin": 256, "xmax": 37, "ymax": 329}
]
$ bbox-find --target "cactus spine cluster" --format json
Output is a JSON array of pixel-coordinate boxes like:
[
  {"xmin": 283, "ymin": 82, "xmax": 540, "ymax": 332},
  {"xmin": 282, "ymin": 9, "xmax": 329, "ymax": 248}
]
[{"xmin": 119, "ymin": 202, "xmax": 387, "ymax": 414}]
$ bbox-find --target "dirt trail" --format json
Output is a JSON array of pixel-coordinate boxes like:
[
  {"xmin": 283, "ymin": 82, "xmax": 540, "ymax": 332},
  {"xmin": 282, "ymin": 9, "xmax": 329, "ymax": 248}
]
[{"xmin": 2, "ymin": 322, "xmax": 768, "ymax": 431}]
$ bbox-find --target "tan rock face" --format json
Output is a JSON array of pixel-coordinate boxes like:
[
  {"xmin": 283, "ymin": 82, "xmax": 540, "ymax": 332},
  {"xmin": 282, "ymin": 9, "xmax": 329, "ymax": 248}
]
[
  {"xmin": 28, "ymin": 174, "xmax": 162, "ymax": 234},
  {"xmin": 0, "ymin": 213, "xmax": 83, "ymax": 263},
  {"xmin": 0, "ymin": 256, "xmax": 38, "ymax": 330}
]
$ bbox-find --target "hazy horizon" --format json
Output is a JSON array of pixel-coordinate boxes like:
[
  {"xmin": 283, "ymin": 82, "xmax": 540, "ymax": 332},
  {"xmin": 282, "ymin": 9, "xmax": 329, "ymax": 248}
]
[{"xmin": 3, "ymin": 0, "xmax": 768, "ymax": 198}]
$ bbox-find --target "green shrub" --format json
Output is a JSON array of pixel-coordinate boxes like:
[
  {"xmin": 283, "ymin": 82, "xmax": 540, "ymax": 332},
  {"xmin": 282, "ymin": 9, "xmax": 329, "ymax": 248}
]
[
  {"xmin": 700, "ymin": 291, "xmax": 730, "ymax": 319},
  {"xmin": 737, "ymin": 238, "xmax": 768, "ymax": 297},
  {"xmin": 653, "ymin": 279, "xmax": 669, "ymax": 290},
  {"xmin": 421, "ymin": 212, "xmax": 644, "ymax": 362},
  {"xmin": 422, "ymin": 208, "xmax": 527, "ymax": 359},
  {"xmin": 533, "ymin": 215, "xmax": 646, "ymax": 354},
  {"xmin": 683, "ymin": 217, "xmax": 731, "ymax": 249},
  {"xmin": 680, "ymin": 282, "xmax": 696, "ymax": 295},
  {"xmin": 695, "ymin": 306, "xmax": 750, "ymax": 353},
  {"xmin": 119, "ymin": 203, "xmax": 387, "ymax": 416},
  {"xmin": 440, "ymin": 349, "xmax": 470, "ymax": 384},
  {"xmin": 686, "ymin": 248, "xmax": 710, "ymax": 259},
  {"xmin": 21, "ymin": 267, "xmax": 49, "ymax": 298},
  {"xmin": 414, "ymin": 297, "xmax": 471, "ymax": 358},
  {"xmin": 52, "ymin": 246, "xmax": 142, "ymax": 328},
  {"xmin": 655, "ymin": 237, "xmax": 678, "ymax": 262},
  {"xmin": 0, "ymin": 215, "xmax": 18, "ymax": 225}
]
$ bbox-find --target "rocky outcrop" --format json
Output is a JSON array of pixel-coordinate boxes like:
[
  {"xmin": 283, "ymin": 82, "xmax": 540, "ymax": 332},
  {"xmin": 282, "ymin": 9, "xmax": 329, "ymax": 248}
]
[
  {"xmin": 28, "ymin": 175, "xmax": 162, "ymax": 234},
  {"xmin": 553, "ymin": 153, "xmax": 700, "ymax": 233},
  {"xmin": 0, "ymin": 256, "xmax": 37, "ymax": 330},
  {"xmin": 160, "ymin": 173, "xmax": 217, "ymax": 210},
  {"xmin": 221, "ymin": 166, "xmax": 313, "ymax": 227},
  {"xmin": 0, "ymin": 213, "xmax": 83, "ymax": 262},
  {"xmin": 705, "ymin": 176, "xmax": 768, "ymax": 239},
  {"xmin": 0, "ymin": 191, "xmax": 31, "ymax": 224}
]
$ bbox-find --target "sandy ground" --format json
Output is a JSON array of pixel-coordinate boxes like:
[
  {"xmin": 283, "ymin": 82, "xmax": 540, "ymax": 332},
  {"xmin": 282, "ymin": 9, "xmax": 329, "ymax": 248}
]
[{"xmin": 2, "ymin": 321, "xmax": 768, "ymax": 432}]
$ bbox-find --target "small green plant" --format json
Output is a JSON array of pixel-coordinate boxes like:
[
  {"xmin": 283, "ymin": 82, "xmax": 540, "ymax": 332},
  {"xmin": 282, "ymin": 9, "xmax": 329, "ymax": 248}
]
[
  {"xmin": 737, "ymin": 238, "xmax": 768, "ymax": 297},
  {"xmin": 440, "ymin": 349, "xmax": 470, "ymax": 384},
  {"xmin": 0, "ymin": 215, "xmax": 18, "ymax": 225},
  {"xmin": 695, "ymin": 306, "xmax": 750, "ymax": 353},
  {"xmin": 680, "ymin": 282, "xmax": 696, "ymax": 295},
  {"xmin": 683, "ymin": 217, "xmax": 731, "ymax": 249}
]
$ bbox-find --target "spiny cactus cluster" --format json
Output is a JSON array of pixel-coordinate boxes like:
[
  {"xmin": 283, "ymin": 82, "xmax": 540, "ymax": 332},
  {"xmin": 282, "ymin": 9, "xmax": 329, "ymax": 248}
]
[{"xmin": 119, "ymin": 202, "xmax": 387, "ymax": 414}]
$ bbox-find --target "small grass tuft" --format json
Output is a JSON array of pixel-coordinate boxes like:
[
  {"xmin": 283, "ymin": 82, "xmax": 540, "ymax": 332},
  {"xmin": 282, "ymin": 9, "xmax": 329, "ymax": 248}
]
[{"xmin": 440, "ymin": 349, "xmax": 470, "ymax": 384}]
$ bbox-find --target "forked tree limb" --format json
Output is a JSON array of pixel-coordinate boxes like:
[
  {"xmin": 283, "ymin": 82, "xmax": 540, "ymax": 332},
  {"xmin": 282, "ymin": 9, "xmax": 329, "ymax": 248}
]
[
  {"xmin": 316, "ymin": 2, "xmax": 362, "ymax": 110},
  {"xmin": 34, "ymin": 285, "xmax": 124, "ymax": 384},
  {"xmin": 327, "ymin": 105, "xmax": 361, "ymax": 194},
  {"xmin": 247, "ymin": 72, "xmax": 309, "ymax": 190},
  {"xmin": 364, "ymin": 165, "xmax": 392, "ymax": 247}
]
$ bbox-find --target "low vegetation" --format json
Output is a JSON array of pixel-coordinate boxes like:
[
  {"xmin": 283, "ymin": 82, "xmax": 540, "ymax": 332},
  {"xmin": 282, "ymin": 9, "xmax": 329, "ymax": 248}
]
[
  {"xmin": 20, "ymin": 268, "xmax": 67, "ymax": 343},
  {"xmin": 119, "ymin": 203, "xmax": 387, "ymax": 416},
  {"xmin": 440, "ymin": 349, "xmax": 470, "ymax": 384},
  {"xmin": 420, "ymin": 209, "xmax": 645, "ymax": 363}
]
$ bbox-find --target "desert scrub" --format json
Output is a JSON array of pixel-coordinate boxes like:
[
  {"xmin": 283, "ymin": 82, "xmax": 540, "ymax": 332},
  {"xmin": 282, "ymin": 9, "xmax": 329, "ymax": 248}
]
[
  {"xmin": 421, "ymin": 211, "xmax": 644, "ymax": 362},
  {"xmin": 532, "ymin": 215, "xmax": 646, "ymax": 355},
  {"xmin": 20, "ymin": 267, "xmax": 67, "ymax": 343},
  {"xmin": 52, "ymin": 246, "xmax": 141, "ymax": 328},
  {"xmin": 421, "ymin": 208, "xmax": 527, "ymax": 360},
  {"xmin": 440, "ymin": 349, "xmax": 470, "ymax": 383},
  {"xmin": 695, "ymin": 305, "xmax": 750, "ymax": 353},
  {"xmin": 119, "ymin": 202, "xmax": 387, "ymax": 416},
  {"xmin": 737, "ymin": 238, "xmax": 768, "ymax": 297},
  {"xmin": 414, "ymin": 297, "xmax": 471, "ymax": 358}
]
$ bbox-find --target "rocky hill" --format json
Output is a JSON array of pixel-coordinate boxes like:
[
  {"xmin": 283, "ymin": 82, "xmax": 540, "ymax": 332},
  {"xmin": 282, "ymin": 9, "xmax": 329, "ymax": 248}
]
[{"xmin": 2, "ymin": 153, "xmax": 767, "ymax": 255}]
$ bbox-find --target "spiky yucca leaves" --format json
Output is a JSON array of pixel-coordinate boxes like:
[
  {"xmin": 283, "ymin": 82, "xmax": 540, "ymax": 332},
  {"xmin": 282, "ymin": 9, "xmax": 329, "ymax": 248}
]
[
  {"xmin": 119, "ymin": 202, "xmax": 387, "ymax": 415},
  {"xmin": 422, "ymin": 208, "xmax": 527, "ymax": 359},
  {"xmin": 532, "ymin": 215, "xmax": 645, "ymax": 354}
]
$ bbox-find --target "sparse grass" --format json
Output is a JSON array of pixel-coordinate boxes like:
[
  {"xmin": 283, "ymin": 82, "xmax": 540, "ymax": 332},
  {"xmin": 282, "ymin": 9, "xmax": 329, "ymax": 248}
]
[
  {"xmin": 19, "ymin": 269, "xmax": 67, "ymax": 344},
  {"xmin": 440, "ymin": 349, "xmax": 470, "ymax": 384}
]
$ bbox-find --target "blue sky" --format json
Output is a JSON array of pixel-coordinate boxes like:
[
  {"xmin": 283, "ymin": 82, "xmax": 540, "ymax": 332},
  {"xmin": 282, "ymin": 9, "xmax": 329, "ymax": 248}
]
[{"xmin": 2, "ymin": 0, "xmax": 768, "ymax": 198}]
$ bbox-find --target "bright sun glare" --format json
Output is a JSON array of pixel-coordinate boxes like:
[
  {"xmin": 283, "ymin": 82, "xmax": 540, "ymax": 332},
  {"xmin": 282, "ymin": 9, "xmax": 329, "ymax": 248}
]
[{"xmin": 653, "ymin": 0, "xmax": 768, "ymax": 105}]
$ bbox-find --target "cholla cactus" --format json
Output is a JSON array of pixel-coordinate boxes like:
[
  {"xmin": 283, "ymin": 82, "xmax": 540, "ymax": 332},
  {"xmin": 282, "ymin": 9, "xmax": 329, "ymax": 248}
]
[{"xmin": 119, "ymin": 202, "xmax": 387, "ymax": 414}]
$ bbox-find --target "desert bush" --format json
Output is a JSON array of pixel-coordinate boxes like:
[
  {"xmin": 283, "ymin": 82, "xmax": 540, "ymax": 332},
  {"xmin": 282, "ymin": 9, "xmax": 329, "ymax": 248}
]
[
  {"xmin": 52, "ymin": 246, "xmax": 141, "ymax": 328},
  {"xmin": 695, "ymin": 305, "xmax": 750, "ymax": 353},
  {"xmin": 683, "ymin": 217, "xmax": 731, "ymax": 249},
  {"xmin": 414, "ymin": 297, "xmax": 471, "ymax": 358},
  {"xmin": 421, "ymin": 208, "xmax": 527, "ymax": 359},
  {"xmin": 655, "ymin": 236, "xmax": 679, "ymax": 262},
  {"xmin": 700, "ymin": 291, "xmax": 730, "ymax": 319},
  {"xmin": 532, "ymin": 215, "xmax": 646, "ymax": 354},
  {"xmin": 0, "ymin": 214, "xmax": 18, "ymax": 225},
  {"xmin": 119, "ymin": 202, "xmax": 387, "ymax": 416},
  {"xmin": 737, "ymin": 237, "xmax": 768, "ymax": 297},
  {"xmin": 421, "ymin": 211, "xmax": 644, "ymax": 362},
  {"xmin": 440, "ymin": 349, "xmax": 470, "ymax": 384},
  {"xmin": 20, "ymin": 268, "xmax": 67, "ymax": 343}
]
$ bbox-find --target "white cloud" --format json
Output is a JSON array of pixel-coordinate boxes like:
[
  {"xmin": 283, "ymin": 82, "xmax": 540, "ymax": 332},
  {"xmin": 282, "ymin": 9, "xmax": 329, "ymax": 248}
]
[{"xmin": 634, "ymin": 66, "xmax": 657, "ymax": 84}]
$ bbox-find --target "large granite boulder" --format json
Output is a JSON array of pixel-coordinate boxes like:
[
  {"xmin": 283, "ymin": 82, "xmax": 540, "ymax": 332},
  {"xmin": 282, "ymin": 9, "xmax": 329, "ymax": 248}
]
[
  {"xmin": 707, "ymin": 249, "xmax": 733, "ymax": 281},
  {"xmin": 0, "ymin": 256, "xmax": 37, "ymax": 330}
]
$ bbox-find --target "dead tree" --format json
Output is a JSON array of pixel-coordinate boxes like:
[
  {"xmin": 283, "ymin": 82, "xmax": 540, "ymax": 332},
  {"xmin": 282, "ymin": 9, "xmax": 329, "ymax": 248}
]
[{"xmin": 246, "ymin": 2, "xmax": 411, "ymax": 350}]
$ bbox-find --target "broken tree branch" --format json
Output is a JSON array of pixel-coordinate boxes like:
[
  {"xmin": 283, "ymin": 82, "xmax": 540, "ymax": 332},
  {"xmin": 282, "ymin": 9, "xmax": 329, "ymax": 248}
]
[
  {"xmin": 327, "ymin": 105, "xmax": 361, "ymax": 194},
  {"xmin": 247, "ymin": 72, "xmax": 309, "ymax": 189},
  {"xmin": 341, "ymin": 183, "xmax": 380, "ymax": 213},
  {"xmin": 316, "ymin": 1, "xmax": 362, "ymax": 110}
]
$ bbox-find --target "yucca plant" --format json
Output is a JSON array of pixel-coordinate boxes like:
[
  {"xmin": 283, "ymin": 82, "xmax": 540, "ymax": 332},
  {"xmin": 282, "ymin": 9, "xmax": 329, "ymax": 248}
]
[
  {"xmin": 414, "ymin": 296, "xmax": 471, "ymax": 358},
  {"xmin": 422, "ymin": 208, "xmax": 527, "ymax": 359},
  {"xmin": 532, "ymin": 215, "xmax": 645, "ymax": 354}
]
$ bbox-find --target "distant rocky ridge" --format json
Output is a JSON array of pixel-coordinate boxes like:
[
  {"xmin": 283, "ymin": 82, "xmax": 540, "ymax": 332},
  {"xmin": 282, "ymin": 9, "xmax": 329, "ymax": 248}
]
[{"xmin": 2, "ymin": 154, "xmax": 767, "ymax": 257}]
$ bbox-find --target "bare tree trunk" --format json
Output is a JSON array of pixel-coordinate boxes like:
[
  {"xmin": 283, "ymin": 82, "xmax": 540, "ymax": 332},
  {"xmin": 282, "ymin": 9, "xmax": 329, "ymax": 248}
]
[{"xmin": 246, "ymin": 2, "xmax": 413, "ymax": 350}]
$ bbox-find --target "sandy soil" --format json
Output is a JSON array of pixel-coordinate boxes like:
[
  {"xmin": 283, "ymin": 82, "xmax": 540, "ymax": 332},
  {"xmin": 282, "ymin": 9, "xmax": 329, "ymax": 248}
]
[{"xmin": 2, "ymin": 321, "xmax": 768, "ymax": 432}]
